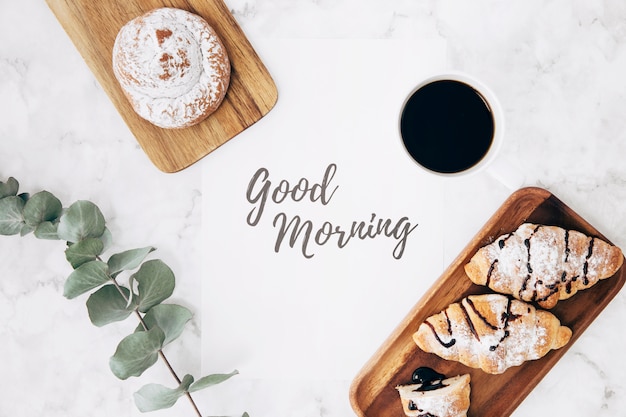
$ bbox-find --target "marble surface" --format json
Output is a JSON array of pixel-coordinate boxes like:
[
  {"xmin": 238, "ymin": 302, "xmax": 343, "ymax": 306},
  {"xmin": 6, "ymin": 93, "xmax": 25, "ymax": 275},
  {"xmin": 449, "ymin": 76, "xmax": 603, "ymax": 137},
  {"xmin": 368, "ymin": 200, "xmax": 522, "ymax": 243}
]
[{"xmin": 2, "ymin": 0, "xmax": 626, "ymax": 416}]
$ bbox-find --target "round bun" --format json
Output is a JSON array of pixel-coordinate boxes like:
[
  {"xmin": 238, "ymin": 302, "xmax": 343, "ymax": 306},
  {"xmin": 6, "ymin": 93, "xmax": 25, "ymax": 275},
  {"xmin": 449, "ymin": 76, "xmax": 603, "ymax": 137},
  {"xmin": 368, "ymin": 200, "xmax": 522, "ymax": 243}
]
[{"xmin": 112, "ymin": 7, "xmax": 230, "ymax": 129}]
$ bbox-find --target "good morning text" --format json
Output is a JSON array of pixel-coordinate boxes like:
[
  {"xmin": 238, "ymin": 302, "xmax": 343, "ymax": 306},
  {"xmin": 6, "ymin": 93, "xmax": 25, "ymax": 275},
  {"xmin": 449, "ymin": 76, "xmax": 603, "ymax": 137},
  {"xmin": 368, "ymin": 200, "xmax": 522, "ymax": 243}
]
[{"xmin": 245, "ymin": 163, "xmax": 418, "ymax": 259}]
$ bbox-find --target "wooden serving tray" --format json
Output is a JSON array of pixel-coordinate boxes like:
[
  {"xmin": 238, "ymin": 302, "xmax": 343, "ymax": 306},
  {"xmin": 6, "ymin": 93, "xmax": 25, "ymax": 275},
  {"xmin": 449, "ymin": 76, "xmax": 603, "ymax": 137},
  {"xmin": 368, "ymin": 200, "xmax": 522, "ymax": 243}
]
[
  {"xmin": 45, "ymin": 0, "xmax": 278, "ymax": 173},
  {"xmin": 350, "ymin": 187, "xmax": 626, "ymax": 417}
]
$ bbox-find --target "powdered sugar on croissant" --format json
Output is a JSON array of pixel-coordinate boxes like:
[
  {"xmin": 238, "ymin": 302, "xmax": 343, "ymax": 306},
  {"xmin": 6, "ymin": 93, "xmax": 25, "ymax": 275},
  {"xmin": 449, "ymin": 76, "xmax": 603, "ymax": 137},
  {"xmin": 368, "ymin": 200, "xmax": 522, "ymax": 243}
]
[
  {"xmin": 464, "ymin": 223, "xmax": 624, "ymax": 309},
  {"xmin": 413, "ymin": 294, "xmax": 572, "ymax": 374}
]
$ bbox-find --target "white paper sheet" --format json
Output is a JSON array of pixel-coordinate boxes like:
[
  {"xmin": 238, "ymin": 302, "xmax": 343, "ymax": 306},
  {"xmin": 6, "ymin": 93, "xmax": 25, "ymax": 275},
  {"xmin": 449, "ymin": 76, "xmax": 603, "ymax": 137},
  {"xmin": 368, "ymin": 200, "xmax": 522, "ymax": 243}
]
[{"xmin": 201, "ymin": 38, "xmax": 447, "ymax": 380}]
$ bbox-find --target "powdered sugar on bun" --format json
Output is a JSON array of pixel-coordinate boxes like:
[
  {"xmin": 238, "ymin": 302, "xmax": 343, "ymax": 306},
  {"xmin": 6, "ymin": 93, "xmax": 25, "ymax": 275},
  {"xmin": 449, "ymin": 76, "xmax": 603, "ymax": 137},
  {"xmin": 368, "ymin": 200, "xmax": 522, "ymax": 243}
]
[{"xmin": 112, "ymin": 7, "xmax": 230, "ymax": 129}]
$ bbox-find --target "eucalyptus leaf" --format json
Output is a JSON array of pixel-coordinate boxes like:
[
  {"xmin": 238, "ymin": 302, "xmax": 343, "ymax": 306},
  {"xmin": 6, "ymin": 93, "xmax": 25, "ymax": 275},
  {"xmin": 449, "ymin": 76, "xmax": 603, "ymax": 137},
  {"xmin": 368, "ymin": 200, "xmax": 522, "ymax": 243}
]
[
  {"xmin": 20, "ymin": 223, "xmax": 35, "ymax": 236},
  {"xmin": 86, "ymin": 284, "xmax": 136, "ymax": 327},
  {"xmin": 136, "ymin": 304, "xmax": 192, "ymax": 346},
  {"xmin": 0, "ymin": 196, "xmax": 25, "ymax": 235},
  {"xmin": 33, "ymin": 221, "xmax": 59, "ymax": 240},
  {"xmin": 100, "ymin": 227, "xmax": 113, "ymax": 251},
  {"xmin": 22, "ymin": 191, "xmax": 62, "ymax": 227},
  {"xmin": 109, "ymin": 326, "xmax": 165, "ymax": 380},
  {"xmin": 107, "ymin": 246, "xmax": 156, "ymax": 277},
  {"xmin": 133, "ymin": 259, "xmax": 175, "ymax": 313},
  {"xmin": 188, "ymin": 369, "xmax": 239, "ymax": 393},
  {"xmin": 65, "ymin": 238, "xmax": 104, "ymax": 269},
  {"xmin": 133, "ymin": 374, "xmax": 194, "ymax": 412},
  {"xmin": 0, "ymin": 177, "xmax": 19, "ymax": 199},
  {"xmin": 57, "ymin": 200, "xmax": 106, "ymax": 243},
  {"xmin": 63, "ymin": 260, "xmax": 110, "ymax": 299}
]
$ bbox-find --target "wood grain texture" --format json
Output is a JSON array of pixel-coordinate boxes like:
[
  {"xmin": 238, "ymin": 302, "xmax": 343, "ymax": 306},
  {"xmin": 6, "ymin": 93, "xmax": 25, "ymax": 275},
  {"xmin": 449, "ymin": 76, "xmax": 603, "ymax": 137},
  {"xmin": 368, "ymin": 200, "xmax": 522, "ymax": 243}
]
[
  {"xmin": 45, "ymin": 0, "xmax": 278, "ymax": 172},
  {"xmin": 350, "ymin": 187, "xmax": 626, "ymax": 417}
]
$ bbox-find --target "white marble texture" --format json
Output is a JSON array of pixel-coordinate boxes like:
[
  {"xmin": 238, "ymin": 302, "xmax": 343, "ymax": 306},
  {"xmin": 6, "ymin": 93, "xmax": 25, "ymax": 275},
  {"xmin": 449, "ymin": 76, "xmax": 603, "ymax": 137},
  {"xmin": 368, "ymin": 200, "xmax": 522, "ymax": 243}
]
[{"xmin": 1, "ymin": 0, "xmax": 626, "ymax": 416}]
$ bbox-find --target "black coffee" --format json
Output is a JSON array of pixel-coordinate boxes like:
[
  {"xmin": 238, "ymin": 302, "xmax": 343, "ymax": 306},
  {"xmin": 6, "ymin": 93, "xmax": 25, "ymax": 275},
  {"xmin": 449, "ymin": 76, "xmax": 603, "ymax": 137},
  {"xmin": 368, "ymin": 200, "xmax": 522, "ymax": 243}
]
[{"xmin": 400, "ymin": 79, "xmax": 494, "ymax": 174}]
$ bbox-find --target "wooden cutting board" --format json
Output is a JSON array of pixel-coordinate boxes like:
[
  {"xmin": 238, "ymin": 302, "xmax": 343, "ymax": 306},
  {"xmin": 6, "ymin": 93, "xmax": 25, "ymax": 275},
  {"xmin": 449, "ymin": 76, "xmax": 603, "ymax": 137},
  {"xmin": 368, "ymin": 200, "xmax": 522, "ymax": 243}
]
[
  {"xmin": 350, "ymin": 187, "xmax": 626, "ymax": 417},
  {"xmin": 45, "ymin": 0, "xmax": 278, "ymax": 173}
]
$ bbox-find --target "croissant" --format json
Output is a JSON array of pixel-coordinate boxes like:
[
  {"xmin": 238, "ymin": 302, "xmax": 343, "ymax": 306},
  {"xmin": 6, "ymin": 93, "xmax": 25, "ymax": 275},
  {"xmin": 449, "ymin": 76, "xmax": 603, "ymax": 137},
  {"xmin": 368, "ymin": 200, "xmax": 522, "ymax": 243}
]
[
  {"xmin": 396, "ymin": 373, "xmax": 471, "ymax": 417},
  {"xmin": 413, "ymin": 294, "xmax": 572, "ymax": 374},
  {"xmin": 464, "ymin": 223, "xmax": 624, "ymax": 309}
]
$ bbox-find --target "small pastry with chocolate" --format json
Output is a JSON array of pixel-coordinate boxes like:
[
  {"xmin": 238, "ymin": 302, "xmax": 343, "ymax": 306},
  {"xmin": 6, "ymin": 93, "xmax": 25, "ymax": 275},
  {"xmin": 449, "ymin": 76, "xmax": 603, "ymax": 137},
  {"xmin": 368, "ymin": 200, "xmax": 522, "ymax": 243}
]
[{"xmin": 396, "ymin": 367, "xmax": 471, "ymax": 417}]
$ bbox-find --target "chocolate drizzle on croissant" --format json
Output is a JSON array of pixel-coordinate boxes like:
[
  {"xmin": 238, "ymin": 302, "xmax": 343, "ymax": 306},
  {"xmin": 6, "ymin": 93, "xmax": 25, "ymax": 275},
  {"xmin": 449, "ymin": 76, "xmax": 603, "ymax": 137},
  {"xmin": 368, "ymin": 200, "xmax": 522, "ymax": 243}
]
[
  {"xmin": 414, "ymin": 294, "xmax": 572, "ymax": 374},
  {"xmin": 425, "ymin": 321, "xmax": 456, "ymax": 348},
  {"xmin": 465, "ymin": 223, "xmax": 624, "ymax": 309},
  {"xmin": 425, "ymin": 296, "xmax": 517, "ymax": 352}
]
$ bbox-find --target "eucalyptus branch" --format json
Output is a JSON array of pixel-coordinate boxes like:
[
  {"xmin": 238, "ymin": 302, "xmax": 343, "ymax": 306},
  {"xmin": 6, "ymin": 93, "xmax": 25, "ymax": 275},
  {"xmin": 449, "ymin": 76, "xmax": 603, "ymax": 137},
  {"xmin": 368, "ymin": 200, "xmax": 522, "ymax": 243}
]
[
  {"xmin": 0, "ymin": 177, "xmax": 245, "ymax": 416},
  {"xmin": 102, "ymin": 255, "xmax": 197, "ymax": 412}
]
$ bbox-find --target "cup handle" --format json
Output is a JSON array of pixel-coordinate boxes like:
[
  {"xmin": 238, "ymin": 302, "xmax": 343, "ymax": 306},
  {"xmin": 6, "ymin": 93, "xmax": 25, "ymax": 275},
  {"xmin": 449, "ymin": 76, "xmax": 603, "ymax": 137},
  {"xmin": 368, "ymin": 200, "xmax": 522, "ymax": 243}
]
[{"xmin": 485, "ymin": 155, "xmax": 526, "ymax": 190}]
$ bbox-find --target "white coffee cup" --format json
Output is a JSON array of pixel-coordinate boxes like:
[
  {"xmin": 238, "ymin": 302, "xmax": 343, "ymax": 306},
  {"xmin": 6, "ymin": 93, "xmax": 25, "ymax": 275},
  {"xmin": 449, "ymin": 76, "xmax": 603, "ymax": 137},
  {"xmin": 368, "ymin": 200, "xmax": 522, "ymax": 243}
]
[{"xmin": 399, "ymin": 72, "xmax": 523, "ymax": 189}]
